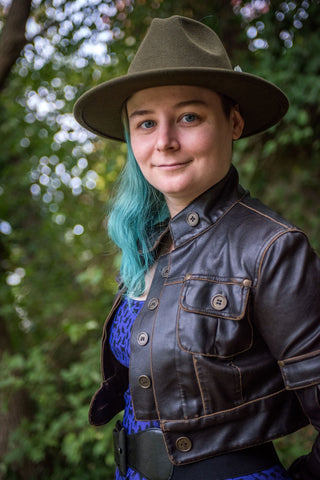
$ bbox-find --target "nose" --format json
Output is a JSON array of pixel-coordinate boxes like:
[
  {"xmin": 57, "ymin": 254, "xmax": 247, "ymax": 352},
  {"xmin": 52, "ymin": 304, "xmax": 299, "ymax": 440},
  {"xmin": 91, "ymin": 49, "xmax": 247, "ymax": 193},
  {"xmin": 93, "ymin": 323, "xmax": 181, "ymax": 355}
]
[{"xmin": 155, "ymin": 122, "xmax": 179, "ymax": 152}]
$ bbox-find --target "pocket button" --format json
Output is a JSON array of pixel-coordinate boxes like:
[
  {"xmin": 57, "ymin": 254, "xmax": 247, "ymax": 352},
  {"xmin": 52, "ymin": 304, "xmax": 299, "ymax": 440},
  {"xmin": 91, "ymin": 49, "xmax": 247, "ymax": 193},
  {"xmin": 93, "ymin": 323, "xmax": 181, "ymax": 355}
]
[
  {"xmin": 176, "ymin": 436, "xmax": 192, "ymax": 452},
  {"xmin": 211, "ymin": 294, "xmax": 228, "ymax": 311}
]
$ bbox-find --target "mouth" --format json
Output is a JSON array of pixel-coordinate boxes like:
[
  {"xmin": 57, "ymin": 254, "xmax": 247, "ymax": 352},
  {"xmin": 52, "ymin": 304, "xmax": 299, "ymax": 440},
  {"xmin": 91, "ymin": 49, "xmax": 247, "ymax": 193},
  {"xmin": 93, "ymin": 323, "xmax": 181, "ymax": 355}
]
[{"xmin": 156, "ymin": 160, "xmax": 192, "ymax": 170}]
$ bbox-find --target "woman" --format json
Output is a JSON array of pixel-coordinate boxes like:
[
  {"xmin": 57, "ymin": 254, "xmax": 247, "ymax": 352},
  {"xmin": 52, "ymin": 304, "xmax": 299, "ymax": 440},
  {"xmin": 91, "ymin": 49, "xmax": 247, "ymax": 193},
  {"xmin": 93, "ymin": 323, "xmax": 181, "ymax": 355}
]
[{"xmin": 74, "ymin": 16, "xmax": 320, "ymax": 480}]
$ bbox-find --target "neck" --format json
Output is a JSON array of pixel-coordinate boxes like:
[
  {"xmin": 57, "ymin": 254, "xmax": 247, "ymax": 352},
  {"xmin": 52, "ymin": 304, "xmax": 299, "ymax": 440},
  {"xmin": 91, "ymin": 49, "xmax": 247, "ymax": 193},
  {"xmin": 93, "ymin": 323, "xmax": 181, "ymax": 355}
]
[{"xmin": 165, "ymin": 195, "xmax": 196, "ymax": 218}]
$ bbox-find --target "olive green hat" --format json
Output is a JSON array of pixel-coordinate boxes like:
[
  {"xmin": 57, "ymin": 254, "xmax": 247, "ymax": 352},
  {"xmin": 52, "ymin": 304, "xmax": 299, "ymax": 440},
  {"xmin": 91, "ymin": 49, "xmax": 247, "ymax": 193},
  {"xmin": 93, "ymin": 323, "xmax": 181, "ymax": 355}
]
[{"xmin": 74, "ymin": 15, "xmax": 288, "ymax": 141}]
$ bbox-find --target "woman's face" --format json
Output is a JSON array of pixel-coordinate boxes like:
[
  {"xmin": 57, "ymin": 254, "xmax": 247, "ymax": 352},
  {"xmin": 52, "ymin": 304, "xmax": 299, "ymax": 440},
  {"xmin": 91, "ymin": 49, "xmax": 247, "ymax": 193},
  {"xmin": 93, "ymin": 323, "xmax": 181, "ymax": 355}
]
[{"xmin": 127, "ymin": 85, "xmax": 244, "ymax": 216}]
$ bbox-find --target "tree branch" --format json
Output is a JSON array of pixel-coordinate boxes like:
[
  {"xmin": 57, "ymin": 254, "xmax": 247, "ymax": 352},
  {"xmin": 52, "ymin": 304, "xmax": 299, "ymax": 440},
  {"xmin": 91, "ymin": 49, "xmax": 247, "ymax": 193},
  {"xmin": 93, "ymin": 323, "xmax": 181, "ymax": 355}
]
[{"xmin": 0, "ymin": 0, "xmax": 32, "ymax": 92}]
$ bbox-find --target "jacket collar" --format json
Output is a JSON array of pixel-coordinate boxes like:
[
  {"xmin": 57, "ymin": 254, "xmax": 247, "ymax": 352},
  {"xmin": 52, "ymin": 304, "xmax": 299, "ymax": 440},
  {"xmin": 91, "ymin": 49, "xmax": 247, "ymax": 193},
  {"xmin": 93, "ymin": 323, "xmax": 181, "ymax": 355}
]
[{"xmin": 167, "ymin": 165, "xmax": 247, "ymax": 248}]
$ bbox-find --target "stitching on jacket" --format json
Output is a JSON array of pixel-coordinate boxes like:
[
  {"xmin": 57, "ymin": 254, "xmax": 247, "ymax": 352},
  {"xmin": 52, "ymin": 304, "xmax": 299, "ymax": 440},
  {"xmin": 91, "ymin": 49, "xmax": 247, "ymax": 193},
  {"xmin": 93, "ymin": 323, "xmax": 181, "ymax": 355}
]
[
  {"xmin": 238, "ymin": 202, "xmax": 303, "ymax": 284},
  {"xmin": 146, "ymin": 225, "xmax": 170, "ymax": 253},
  {"xmin": 164, "ymin": 280, "xmax": 184, "ymax": 286},
  {"xmin": 278, "ymin": 348, "xmax": 320, "ymax": 365},
  {"xmin": 193, "ymin": 355, "xmax": 208, "ymax": 415},
  {"xmin": 230, "ymin": 361, "xmax": 244, "ymax": 404},
  {"xmin": 174, "ymin": 303, "xmax": 192, "ymax": 419},
  {"xmin": 174, "ymin": 196, "xmax": 245, "ymax": 249},
  {"xmin": 279, "ymin": 350, "xmax": 320, "ymax": 390},
  {"xmin": 238, "ymin": 202, "xmax": 290, "ymax": 228},
  {"xmin": 161, "ymin": 388, "xmax": 287, "ymax": 426},
  {"xmin": 256, "ymin": 229, "xmax": 303, "ymax": 283},
  {"xmin": 182, "ymin": 276, "xmax": 245, "ymax": 285},
  {"xmin": 176, "ymin": 276, "xmax": 253, "ymax": 358},
  {"xmin": 148, "ymin": 265, "xmax": 168, "ymax": 423},
  {"xmin": 179, "ymin": 276, "xmax": 251, "ymax": 321}
]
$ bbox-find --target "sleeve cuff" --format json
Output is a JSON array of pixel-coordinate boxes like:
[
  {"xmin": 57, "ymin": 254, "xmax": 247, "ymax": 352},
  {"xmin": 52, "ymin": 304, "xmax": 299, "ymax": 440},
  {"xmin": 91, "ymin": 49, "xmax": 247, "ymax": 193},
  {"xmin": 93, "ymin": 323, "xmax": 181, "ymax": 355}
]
[{"xmin": 279, "ymin": 351, "xmax": 320, "ymax": 389}]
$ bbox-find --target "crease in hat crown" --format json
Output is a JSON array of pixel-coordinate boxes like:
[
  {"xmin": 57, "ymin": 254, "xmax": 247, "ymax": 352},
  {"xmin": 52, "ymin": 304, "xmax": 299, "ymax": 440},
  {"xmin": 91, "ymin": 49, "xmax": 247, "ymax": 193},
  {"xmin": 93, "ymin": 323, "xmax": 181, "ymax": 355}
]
[
  {"xmin": 74, "ymin": 15, "xmax": 289, "ymax": 142},
  {"xmin": 128, "ymin": 16, "xmax": 233, "ymax": 74}
]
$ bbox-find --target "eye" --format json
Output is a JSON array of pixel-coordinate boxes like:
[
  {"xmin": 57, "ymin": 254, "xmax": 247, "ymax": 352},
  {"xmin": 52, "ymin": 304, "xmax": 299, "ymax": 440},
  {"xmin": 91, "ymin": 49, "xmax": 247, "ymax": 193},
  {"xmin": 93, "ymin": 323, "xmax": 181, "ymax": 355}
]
[
  {"xmin": 181, "ymin": 113, "xmax": 198, "ymax": 124},
  {"xmin": 140, "ymin": 120, "xmax": 155, "ymax": 129}
]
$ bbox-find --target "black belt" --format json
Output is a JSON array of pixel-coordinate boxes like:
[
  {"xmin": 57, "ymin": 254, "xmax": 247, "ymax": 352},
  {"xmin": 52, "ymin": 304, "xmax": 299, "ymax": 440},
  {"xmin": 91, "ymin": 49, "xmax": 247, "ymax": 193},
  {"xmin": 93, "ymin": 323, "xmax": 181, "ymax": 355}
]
[
  {"xmin": 113, "ymin": 421, "xmax": 173, "ymax": 480},
  {"xmin": 113, "ymin": 421, "xmax": 280, "ymax": 480}
]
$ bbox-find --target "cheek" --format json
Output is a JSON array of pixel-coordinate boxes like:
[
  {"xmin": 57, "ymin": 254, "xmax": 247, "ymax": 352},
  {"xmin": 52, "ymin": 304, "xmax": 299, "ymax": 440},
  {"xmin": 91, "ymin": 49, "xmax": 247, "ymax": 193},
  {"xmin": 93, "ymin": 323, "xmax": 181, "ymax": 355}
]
[
  {"xmin": 188, "ymin": 132, "xmax": 217, "ymax": 158},
  {"xmin": 192, "ymin": 130, "xmax": 233, "ymax": 168},
  {"xmin": 201, "ymin": 127, "xmax": 232, "ymax": 155},
  {"xmin": 130, "ymin": 136, "xmax": 149, "ymax": 166},
  {"xmin": 129, "ymin": 134, "xmax": 139, "ymax": 157}
]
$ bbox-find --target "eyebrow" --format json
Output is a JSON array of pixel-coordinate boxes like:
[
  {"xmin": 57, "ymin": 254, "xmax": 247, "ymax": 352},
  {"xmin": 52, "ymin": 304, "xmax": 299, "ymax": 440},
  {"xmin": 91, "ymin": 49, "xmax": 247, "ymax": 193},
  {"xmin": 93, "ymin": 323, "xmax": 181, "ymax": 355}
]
[{"xmin": 128, "ymin": 100, "xmax": 207, "ymax": 119}]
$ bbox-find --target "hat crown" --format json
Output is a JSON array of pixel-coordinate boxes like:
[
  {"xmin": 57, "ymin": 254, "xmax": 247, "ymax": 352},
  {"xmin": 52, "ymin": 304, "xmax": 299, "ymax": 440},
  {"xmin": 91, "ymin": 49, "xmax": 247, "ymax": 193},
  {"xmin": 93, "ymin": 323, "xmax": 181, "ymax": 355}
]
[
  {"xmin": 74, "ymin": 15, "xmax": 289, "ymax": 141},
  {"xmin": 128, "ymin": 16, "xmax": 232, "ymax": 74}
]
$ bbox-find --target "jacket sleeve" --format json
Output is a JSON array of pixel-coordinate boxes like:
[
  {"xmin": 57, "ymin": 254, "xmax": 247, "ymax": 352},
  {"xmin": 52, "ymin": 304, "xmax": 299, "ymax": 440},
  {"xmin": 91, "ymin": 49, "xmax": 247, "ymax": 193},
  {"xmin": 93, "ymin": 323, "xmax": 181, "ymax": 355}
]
[
  {"xmin": 253, "ymin": 229, "xmax": 320, "ymax": 478},
  {"xmin": 254, "ymin": 229, "xmax": 320, "ymax": 383},
  {"xmin": 89, "ymin": 289, "xmax": 129, "ymax": 426},
  {"xmin": 288, "ymin": 385, "xmax": 320, "ymax": 480}
]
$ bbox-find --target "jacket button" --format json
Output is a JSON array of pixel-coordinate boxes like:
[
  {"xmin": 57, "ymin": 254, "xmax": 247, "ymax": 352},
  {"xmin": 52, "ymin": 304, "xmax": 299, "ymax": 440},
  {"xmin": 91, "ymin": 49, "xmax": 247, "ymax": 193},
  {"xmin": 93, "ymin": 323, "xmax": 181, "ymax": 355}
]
[
  {"xmin": 137, "ymin": 332, "xmax": 149, "ymax": 346},
  {"xmin": 161, "ymin": 266, "xmax": 169, "ymax": 278},
  {"xmin": 211, "ymin": 294, "xmax": 228, "ymax": 311},
  {"xmin": 176, "ymin": 436, "xmax": 192, "ymax": 452},
  {"xmin": 138, "ymin": 375, "xmax": 152, "ymax": 389},
  {"xmin": 242, "ymin": 278, "xmax": 252, "ymax": 288},
  {"xmin": 148, "ymin": 297, "xmax": 159, "ymax": 310},
  {"xmin": 186, "ymin": 212, "xmax": 199, "ymax": 227}
]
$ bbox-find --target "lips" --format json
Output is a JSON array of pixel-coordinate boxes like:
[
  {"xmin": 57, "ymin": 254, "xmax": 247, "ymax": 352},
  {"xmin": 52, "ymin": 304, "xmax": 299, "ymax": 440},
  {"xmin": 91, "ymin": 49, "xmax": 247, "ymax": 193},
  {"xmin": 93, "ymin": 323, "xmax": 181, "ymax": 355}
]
[{"xmin": 156, "ymin": 160, "xmax": 192, "ymax": 169}]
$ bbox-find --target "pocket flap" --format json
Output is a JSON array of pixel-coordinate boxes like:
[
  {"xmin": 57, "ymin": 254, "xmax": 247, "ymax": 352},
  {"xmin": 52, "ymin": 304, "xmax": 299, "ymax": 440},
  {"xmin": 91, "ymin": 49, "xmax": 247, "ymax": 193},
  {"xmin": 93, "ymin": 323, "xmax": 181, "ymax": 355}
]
[
  {"xmin": 178, "ymin": 276, "xmax": 252, "ymax": 357},
  {"xmin": 181, "ymin": 276, "xmax": 251, "ymax": 320}
]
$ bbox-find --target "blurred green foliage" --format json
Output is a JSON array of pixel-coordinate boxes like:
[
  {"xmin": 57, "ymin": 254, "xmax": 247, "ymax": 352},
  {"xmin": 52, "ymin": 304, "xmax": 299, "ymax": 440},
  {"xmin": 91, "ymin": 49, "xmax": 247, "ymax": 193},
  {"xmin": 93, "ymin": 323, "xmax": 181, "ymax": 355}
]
[{"xmin": 0, "ymin": 0, "xmax": 319, "ymax": 479}]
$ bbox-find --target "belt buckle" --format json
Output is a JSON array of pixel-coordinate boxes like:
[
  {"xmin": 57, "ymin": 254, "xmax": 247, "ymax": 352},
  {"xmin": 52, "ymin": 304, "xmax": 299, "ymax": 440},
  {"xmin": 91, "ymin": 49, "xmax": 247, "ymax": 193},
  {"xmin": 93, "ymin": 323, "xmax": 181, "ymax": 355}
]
[{"xmin": 113, "ymin": 421, "xmax": 127, "ymax": 476}]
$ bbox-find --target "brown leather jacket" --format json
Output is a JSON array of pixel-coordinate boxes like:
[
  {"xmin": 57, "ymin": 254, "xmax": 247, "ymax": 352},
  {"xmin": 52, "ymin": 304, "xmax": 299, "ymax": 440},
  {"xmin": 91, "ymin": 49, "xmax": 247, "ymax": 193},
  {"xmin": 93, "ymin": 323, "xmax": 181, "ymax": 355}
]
[{"xmin": 89, "ymin": 166, "xmax": 320, "ymax": 478}]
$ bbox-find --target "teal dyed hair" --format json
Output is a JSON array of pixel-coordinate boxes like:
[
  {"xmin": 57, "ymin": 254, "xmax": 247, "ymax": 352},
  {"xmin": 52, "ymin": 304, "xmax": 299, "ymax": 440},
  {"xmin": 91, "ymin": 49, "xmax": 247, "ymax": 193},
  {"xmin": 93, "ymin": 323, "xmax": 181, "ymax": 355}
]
[{"xmin": 108, "ymin": 124, "xmax": 169, "ymax": 297}]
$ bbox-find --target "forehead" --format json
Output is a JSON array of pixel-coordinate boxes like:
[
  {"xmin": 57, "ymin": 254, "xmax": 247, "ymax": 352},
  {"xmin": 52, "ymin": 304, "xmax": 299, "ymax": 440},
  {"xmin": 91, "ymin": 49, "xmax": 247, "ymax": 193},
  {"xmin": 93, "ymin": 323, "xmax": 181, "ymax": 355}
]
[{"xmin": 126, "ymin": 85, "xmax": 222, "ymax": 113}]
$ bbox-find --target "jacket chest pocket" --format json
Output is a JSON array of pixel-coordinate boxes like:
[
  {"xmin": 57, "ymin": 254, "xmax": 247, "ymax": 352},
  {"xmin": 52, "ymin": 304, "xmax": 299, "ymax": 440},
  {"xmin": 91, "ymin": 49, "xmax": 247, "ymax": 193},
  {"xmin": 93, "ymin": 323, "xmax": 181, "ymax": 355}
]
[{"xmin": 178, "ymin": 275, "xmax": 252, "ymax": 358}]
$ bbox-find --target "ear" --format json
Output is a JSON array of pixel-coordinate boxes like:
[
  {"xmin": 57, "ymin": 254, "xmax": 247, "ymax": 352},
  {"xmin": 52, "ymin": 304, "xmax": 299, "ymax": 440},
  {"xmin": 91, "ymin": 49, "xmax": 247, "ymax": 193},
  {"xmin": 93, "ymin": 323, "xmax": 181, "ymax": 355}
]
[{"xmin": 231, "ymin": 105, "xmax": 244, "ymax": 140}]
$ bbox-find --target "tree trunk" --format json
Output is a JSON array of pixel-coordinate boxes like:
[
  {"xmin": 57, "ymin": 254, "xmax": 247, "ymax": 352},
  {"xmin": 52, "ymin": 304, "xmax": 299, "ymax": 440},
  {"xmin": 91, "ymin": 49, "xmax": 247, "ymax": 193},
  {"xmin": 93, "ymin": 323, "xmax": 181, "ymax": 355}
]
[
  {"xmin": 0, "ymin": 240, "xmax": 35, "ymax": 478},
  {"xmin": 0, "ymin": 0, "xmax": 32, "ymax": 92}
]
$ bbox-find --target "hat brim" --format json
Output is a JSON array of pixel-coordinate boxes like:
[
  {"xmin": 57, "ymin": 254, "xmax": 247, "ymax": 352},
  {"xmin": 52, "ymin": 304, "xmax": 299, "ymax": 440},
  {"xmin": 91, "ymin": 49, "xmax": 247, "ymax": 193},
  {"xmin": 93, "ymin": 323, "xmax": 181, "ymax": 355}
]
[{"xmin": 74, "ymin": 67, "xmax": 289, "ymax": 141}]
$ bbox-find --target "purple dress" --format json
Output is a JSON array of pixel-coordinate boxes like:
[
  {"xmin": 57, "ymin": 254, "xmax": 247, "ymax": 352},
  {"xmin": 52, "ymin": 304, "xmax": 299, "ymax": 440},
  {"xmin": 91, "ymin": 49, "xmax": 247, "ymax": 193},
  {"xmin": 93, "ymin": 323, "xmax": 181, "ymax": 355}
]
[{"xmin": 109, "ymin": 297, "xmax": 292, "ymax": 480}]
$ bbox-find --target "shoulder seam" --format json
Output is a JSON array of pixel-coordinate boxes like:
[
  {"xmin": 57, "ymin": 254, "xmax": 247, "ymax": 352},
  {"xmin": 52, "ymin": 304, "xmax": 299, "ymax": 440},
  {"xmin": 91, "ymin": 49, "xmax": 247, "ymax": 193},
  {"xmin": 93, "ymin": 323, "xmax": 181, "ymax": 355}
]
[
  {"xmin": 238, "ymin": 201, "xmax": 290, "ymax": 229},
  {"xmin": 257, "ymin": 229, "xmax": 305, "ymax": 283}
]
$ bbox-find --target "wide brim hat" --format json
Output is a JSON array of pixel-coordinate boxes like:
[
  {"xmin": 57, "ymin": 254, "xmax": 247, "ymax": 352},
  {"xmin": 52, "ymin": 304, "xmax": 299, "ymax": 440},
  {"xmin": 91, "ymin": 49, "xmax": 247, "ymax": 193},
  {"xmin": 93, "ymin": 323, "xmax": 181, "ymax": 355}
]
[{"xmin": 74, "ymin": 15, "xmax": 289, "ymax": 141}]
